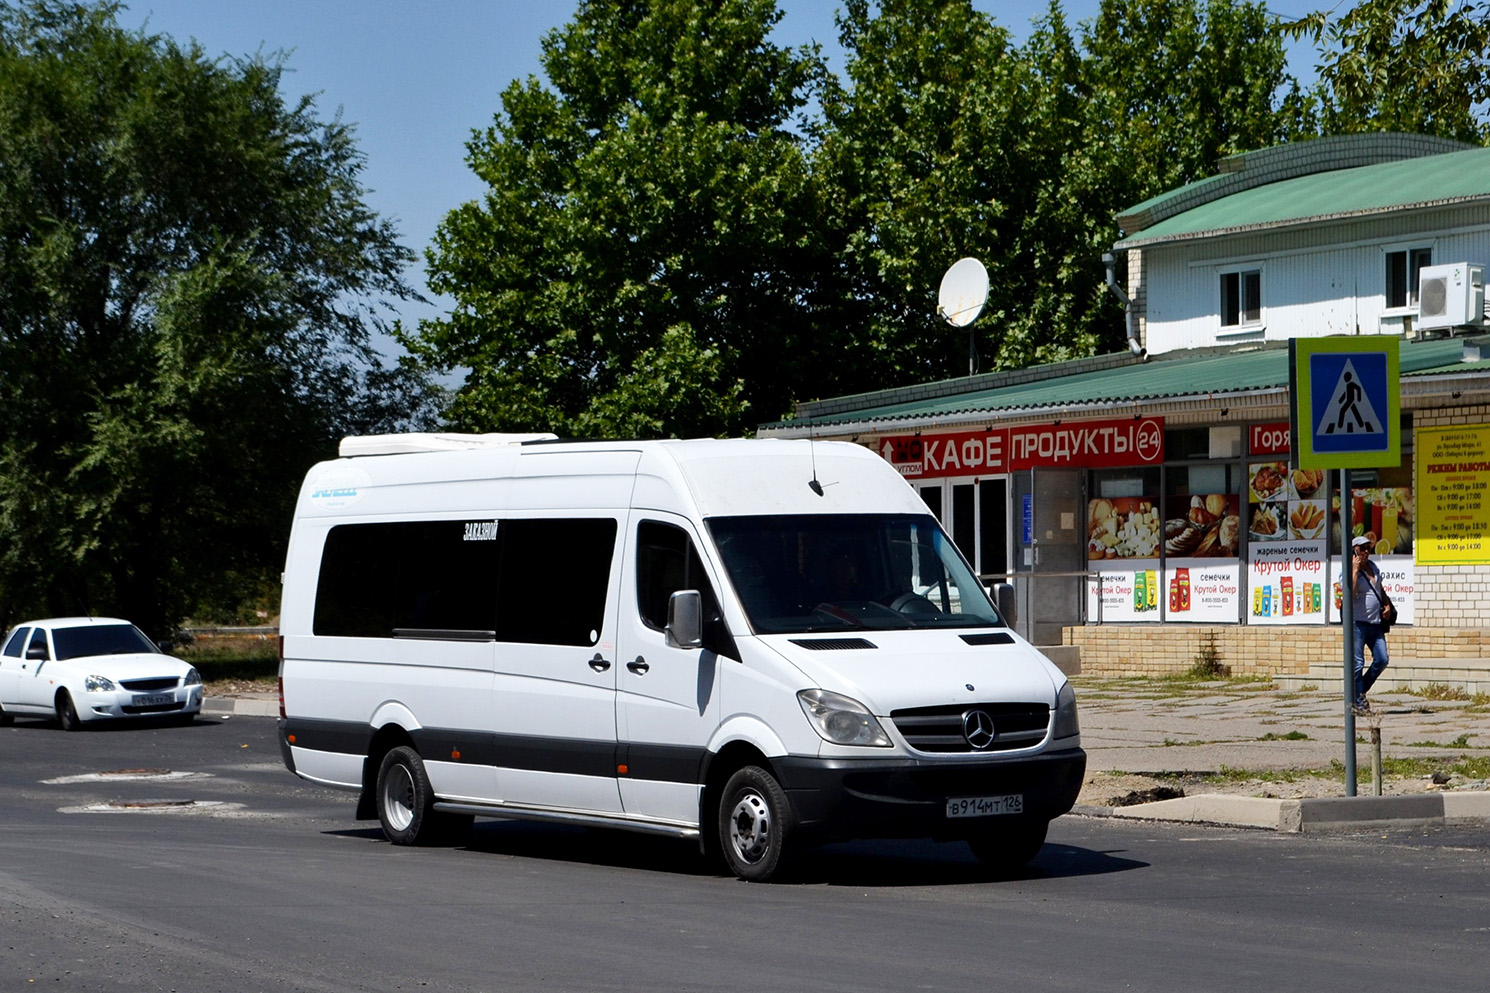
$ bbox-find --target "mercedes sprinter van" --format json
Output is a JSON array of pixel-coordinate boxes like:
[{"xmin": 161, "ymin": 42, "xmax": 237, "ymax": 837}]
[{"xmin": 277, "ymin": 434, "xmax": 1084, "ymax": 880}]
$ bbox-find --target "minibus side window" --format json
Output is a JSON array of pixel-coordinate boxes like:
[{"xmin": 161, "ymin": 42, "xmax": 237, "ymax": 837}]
[
  {"xmin": 635, "ymin": 520, "xmax": 736, "ymax": 659},
  {"xmin": 314, "ymin": 520, "xmax": 501, "ymax": 638},
  {"xmin": 492, "ymin": 518, "xmax": 618, "ymax": 648}
]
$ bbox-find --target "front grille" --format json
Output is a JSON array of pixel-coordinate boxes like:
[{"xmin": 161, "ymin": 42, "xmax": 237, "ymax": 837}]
[
  {"xmin": 120, "ymin": 677, "xmax": 179, "ymax": 691},
  {"xmin": 788, "ymin": 638, "xmax": 877, "ymax": 651},
  {"xmin": 889, "ymin": 703, "xmax": 1049, "ymax": 753}
]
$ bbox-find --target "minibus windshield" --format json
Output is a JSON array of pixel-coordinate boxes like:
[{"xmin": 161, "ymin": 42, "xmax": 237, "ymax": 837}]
[{"xmin": 707, "ymin": 514, "xmax": 1003, "ymax": 634}]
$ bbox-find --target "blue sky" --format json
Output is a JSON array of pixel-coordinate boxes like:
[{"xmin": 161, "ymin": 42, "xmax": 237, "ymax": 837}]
[{"xmin": 126, "ymin": 1, "xmax": 1309, "ymax": 362}]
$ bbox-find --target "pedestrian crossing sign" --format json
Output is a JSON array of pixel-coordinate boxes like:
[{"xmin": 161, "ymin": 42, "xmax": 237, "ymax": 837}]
[{"xmin": 1291, "ymin": 336, "xmax": 1400, "ymax": 469}]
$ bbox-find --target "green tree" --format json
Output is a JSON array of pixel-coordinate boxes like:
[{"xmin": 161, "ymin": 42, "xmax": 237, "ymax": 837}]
[
  {"xmin": 405, "ymin": 0, "xmax": 828, "ymax": 438},
  {"xmin": 0, "ymin": 1, "xmax": 434, "ymax": 635},
  {"xmin": 814, "ymin": 0, "xmax": 1303, "ymax": 378},
  {"xmin": 1289, "ymin": 0, "xmax": 1490, "ymax": 142},
  {"xmin": 815, "ymin": 0, "xmax": 1037, "ymax": 377}
]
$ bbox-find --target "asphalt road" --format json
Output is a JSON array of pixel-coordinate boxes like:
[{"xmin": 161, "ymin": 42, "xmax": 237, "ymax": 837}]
[{"xmin": 2, "ymin": 714, "xmax": 1489, "ymax": 993}]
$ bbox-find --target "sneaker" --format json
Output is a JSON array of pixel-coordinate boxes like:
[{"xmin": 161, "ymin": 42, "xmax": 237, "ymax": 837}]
[{"xmin": 1353, "ymin": 698, "xmax": 1370, "ymax": 714}]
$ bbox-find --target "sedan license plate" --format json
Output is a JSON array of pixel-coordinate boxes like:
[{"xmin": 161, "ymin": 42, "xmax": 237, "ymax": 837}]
[
  {"xmin": 131, "ymin": 693, "xmax": 173, "ymax": 707},
  {"xmin": 946, "ymin": 794, "xmax": 1023, "ymax": 819}
]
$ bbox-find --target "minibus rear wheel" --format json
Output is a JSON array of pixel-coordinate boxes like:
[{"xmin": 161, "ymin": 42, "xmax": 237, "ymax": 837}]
[
  {"xmin": 967, "ymin": 818, "xmax": 1048, "ymax": 873},
  {"xmin": 719, "ymin": 765, "xmax": 793, "ymax": 882},
  {"xmin": 376, "ymin": 746, "xmax": 442, "ymax": 845}
]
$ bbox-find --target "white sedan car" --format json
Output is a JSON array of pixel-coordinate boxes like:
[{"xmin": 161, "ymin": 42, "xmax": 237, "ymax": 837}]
[{"xmin": 0, "ymin": 617, "xmax": 203, "ymax": 730}]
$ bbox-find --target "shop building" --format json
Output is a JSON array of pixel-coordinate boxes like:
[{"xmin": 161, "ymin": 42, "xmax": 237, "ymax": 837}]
[{"xmin": 758, "ymin": 134, "xmax": 1490, "ymax": 678}]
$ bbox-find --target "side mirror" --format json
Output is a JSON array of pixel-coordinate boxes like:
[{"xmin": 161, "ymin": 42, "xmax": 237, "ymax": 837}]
[
  {"xmin": 25, "ymin": 644, "xmax": 47, "ymax": 661},
  {"xmin": 994, "ymin": 582, "xmax": 1017, "ymax": 628},
  {"xmin": 666, "ymin": 590, "xmax": 703, "ymax": 650}
]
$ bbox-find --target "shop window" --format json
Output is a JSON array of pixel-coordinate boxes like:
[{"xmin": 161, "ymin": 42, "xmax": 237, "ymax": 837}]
[
  {"xmin": 1164, "ymin": 427, "xmax": 1210, "ymax": 461},
  {"xmin": 1163, "ymin": 465, "xmax": 1242, "ymax": 558},
  {"xmin": 1386, "ymin": 247, "xmax": 1432, "ymax": 309},
  {"xmin": 1220, "ymin": 268, "xmax": 1261, "ymax": 328}
]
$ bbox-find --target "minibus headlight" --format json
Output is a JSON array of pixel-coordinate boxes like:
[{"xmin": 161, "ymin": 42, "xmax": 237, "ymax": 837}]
[
  {"xmin": 84, "ymin": 674, "xmax": 117, "ymax": 693},
  {"xmin": 797, "ymin": 689, "xmax": 891, "ymax": 747},
  {"xmin": 1052, "ymin": 680, "xmax": 1080, "ymax": 739}
]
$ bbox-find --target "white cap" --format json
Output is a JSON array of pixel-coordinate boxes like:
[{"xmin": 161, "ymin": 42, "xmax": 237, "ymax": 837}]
[{"xmin": 1352, "ymin": 535, "xmax": 1371, "ymax": 548}]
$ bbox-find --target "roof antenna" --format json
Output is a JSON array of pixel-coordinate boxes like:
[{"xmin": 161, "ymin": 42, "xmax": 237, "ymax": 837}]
[{"xmin": 808, "ymin": 419, "xmax": 824, "ymax": 496}]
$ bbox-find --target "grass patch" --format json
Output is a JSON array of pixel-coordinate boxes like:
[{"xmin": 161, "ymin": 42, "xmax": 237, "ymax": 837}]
[
  {"xmin": 1375, "ymin": 754, "xmax": 1490, "ymax": 779},
  {"xmin": 1186, "ymin": 631, "xmax": 1230, "ymax": 679},
  {"xmin": 1199, "ymin": 765, "xmax": 1316, "ymax": 785},
  {"xmin": 1412, "ymin": 683, "xmax": 1472, "ymax": 701},
  {"xmin": 171, "ymin": 634, "xmax": 277, "ymax": 683},
  {"xmin": 1258, "ymin": 730, "xmax": 1310, "ymax": 741},
  {"xmin": 1406, "ymin": 734, "xmax": 1473, "ymax": 749}
]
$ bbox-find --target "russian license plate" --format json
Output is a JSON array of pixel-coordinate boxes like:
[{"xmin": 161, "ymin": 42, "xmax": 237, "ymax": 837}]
[
  {"xmin": 131, "ymin": 693, "xmax": 173, "ymax": 707},
  {"xmin": 946, "ymin": 794, "xmax": 1023, "ymax": 818}
]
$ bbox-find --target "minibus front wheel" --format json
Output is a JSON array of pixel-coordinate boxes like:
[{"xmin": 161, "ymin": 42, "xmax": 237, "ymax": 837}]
[{"xmin": 719, "ymin": 765, "xmax": 794, "ymax": 882}]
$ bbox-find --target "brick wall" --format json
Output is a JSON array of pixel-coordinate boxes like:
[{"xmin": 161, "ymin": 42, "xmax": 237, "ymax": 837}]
[
  {"xmin": 1063, "ymin": 625, "xmax": 1490, "ymax": 676},
  {"xmin": 1413, "ymin": 407, "xmax": 1490, "ymax": 627}
]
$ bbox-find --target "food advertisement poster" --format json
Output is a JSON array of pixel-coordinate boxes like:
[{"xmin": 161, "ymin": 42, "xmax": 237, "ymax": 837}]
[
  {"xmin": 1329, "ymin": 557, "xmax": 1415, "ymax": 626},
  {"xmin": 1247, "ymin": 461, "xmax": 1329, "ymax": 624},
  {"xmin": 1415, "ymin": 425, "xmax": 1490, "ymax": 565},
  {"xmin": 1160, "ymin": 492, "xmax": 1242, "ymax": 622},
  {"xmin": 1163, "ymin": 561, "xmax": 1242, "ymax": 622},
  {"xmin": 1086, "ymin": 497, "xmax": 1161, "ymax": 622},
  {"xmin": 1087, "ymin": 562, "xmax": 1163, "ymax": 623},
  {"xmin": 1329, "ymin": 488, "xmax": 1414, "ymax": 556}
]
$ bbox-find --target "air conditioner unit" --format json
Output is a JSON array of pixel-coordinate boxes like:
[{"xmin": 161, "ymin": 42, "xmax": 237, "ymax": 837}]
[{"xmin": 1417, "ymin": 262, "xmax": 1485, "ymax": 330}]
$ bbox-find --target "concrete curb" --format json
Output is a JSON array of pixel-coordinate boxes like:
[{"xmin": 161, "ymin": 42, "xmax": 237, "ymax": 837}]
[
  {"xmin": 1072, "ymin": 790, "xmax": 1490, "ymax": 832},
  {"xmin": 203, "ymin": 696, "xmax": 278, "ymax": 718}
]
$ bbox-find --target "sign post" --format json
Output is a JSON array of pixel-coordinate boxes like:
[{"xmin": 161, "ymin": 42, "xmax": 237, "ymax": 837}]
[{"xmin": 1291, "ymin": 337, "xmax": 1400, "ymax": 797}]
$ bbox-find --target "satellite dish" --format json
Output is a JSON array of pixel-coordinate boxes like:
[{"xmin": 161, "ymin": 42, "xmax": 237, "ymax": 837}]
[{"xmin": 938, "ymin": 257, "xmax": 989, "ymax": 328}]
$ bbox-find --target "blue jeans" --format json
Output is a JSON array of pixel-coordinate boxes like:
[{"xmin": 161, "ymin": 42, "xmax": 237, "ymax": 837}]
[{"xmin": 1353, "ymin": 621, "xmax": 1389, "ymax": 704}]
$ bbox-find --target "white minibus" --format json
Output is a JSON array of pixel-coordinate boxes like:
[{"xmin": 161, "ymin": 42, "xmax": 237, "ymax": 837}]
[{"xmin": 277, "ymin": 434, "xmax": 1084, "ymax": 880}]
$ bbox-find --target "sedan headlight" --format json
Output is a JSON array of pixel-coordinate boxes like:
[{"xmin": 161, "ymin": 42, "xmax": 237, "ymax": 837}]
[
  {"xmin": 1052, "ymin": 680, "xmax": 1080, "ymax": 740},
  {"xmin": 183, "ymin": 668, "xmax": 201, "ymax": 686},
  {"xmin": 84, "ymin": 674, "xmax": 117, "ymax": 693},
  {"xmin": 798, "ymin": 689, "xmax": 891, "ymax": 747}
]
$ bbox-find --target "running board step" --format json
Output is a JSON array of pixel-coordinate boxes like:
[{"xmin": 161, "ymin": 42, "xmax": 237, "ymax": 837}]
[{"xmin": 432, "ymin": 801, "xmax": 700, "ymax": 840}]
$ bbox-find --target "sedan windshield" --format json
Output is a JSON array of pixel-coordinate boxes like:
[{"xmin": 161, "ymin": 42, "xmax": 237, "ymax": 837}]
[
  {"xmin": 707, "ymin": 514, "xmax": 1003, "ymax": 634},
  {"xmin": 51, "ymin": 624, "xmax": 159, "ymax": 660}
]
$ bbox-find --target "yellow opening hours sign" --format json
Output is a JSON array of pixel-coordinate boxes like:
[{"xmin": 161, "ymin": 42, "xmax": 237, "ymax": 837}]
[{"xmin": 1416, "ymin": 424, "xmax": 1490, "ymax": 565}]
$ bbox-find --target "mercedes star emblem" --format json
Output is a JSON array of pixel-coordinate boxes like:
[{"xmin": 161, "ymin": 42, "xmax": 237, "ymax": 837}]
[{"xmin": 962, "ymin": 709, "xmax": 996, "ymax": 750}]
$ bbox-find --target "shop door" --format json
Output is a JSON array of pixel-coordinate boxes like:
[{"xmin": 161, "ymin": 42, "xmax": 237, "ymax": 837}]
[{"xmin": 1013, "ymin": 469, "xmax": 1084, "ymax": 645}]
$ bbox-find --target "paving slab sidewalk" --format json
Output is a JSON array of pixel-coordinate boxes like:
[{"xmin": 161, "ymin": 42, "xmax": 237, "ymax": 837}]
[{"xmin": 1070, "ymin": 675, "xmax": 1490, "ymax": 831}]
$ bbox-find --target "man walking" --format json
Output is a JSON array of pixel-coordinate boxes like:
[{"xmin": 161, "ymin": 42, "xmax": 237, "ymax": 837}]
[{"xmin": 1351, "ymin": 535, "xmax": 1390, "ymax": 711}]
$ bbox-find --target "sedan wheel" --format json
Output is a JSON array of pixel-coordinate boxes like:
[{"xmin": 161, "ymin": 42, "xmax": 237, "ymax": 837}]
[{"xmin": 56, "ymin": 691, "xmax": 81, "ymax": 732}]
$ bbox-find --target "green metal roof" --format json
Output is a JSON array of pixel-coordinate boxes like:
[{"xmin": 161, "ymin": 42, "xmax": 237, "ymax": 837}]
[
  {"xmin": 768, "ymin": 338, "xmax": 1480, "ymax": 431},
  {"xmin": 1118, "ymin": 146, "xmax": 1490, "ymax": 247}
]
